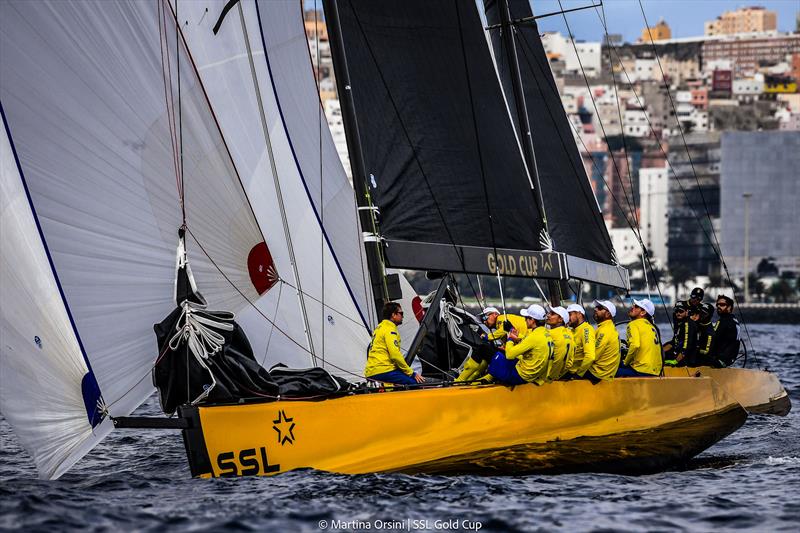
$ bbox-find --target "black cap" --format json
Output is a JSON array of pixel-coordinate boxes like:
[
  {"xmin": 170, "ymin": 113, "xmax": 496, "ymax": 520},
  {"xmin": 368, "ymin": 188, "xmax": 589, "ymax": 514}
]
[
  {"xmin": 674, "ymin": 302, "xmax": 688, "ymax": 311},
  {"xmin": 690, "ymin": 287, "xmax": 704, "ymax": 299},
  {"xmin": 700, "ymin": 302, "xmax": 714, "ymax": 318}
]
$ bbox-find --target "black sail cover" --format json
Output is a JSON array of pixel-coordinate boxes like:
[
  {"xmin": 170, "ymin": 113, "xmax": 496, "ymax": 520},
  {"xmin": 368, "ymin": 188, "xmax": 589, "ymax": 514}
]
[
  {"xmin": 327, "ymin": 0, "xmax": 566, "ymax": 278},
  {"xmin": 484, "ymin": 0, "xmax": 615, "ymax": 265}
]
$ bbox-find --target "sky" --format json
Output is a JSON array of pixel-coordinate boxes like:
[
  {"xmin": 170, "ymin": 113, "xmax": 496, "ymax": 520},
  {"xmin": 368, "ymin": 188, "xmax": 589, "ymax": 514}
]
[{"xmin": 532, "ymin": 0, "xmax": 799, "ymax": 43}]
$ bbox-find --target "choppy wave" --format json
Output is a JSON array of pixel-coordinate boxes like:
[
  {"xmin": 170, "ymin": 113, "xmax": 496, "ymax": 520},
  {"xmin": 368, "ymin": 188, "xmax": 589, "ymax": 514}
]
[{"xmin": 2, "ymin": 324, "xmax": 799, "ymax": 531}]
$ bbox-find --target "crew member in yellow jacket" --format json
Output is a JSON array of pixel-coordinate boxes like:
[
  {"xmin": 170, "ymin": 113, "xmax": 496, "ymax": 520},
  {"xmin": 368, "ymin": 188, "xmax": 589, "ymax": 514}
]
[
  {"xmin": 545, "ymin": 306, "xmax": 574, "ymax": 381},
  {"xmin": 486, "ymin": 304, "xmax": 553, "ymax": 385},
  {"xmin": 365, "ymin": 302, "xmax": 426, "ymax": 385},
  {"xmin": 456, "ymin": 306, "xmax": 527, "ymax": 382},
  {"xmin": 587, "ymin": 300, "xmax": 621, "ymax": 382},
  {"xmin": 617, "ymin": 298, "xmax": 662, "ymax": 377},
  {"xmin": 565, "ymin": 303, "xmax": 595, "ymax": 378}
]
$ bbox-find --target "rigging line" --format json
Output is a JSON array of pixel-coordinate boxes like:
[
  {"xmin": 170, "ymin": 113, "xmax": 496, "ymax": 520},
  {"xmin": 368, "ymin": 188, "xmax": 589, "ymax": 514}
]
[
  {"xmin": 557, "ymin": 3, "xmax": 671, "ymax": 326},
  {"xmin": 315, "ymin": 1, "xmax": 325, "ymax": 367},
  {"xmin": 638, "ymin": 0, "xmax": 722, "ymax": 259},
  {"xmin": 236, "ymin": 1, "xmax": 317, "ymax": 365},
  {"xmin": 184, "ymin": 227, "xmax": 313, "ymax": 355},
  {"xmin": 636, "ymin": 0, "xmax": 754, "ymax": 356},
  {"xmin": 346, "ymin": 2, "xmax": 483, "ymax": 305},
  {"xmin": 456, "ymin": 0, "xmax": 505, "ymax": 314},
  {"xmin": 596, "ymin": 1, "xmax": 650, "ymax": 299},
  {"xmin": 558, "ymin": 1, "xmax": 641, "ymax": 240},
  {"xmin": 514, "ymin": 31, "xmax": 617, "ymax": 259},
  {"xmin": 596, "ymin": 6, "xmax": 746, "ymax": 349},
  {"xmin": 599, "ymin": 4, "xmax": 640, "ymax": 231},
  {"xmin": 176, "ymin": 0, "xmax": 185, "ymax": 225},
  {"xmin": 157, "ymin": 0, "xmax": 182, "ymax": 206},
  {"xmin": 275, "ymin": 277, "xmax": 366, "ymax": 329},
  {"xmin": 259, "ymin": 280, "xmax": 284, "ymax": 368},
  {"xmin": 514, "ymin": 25, "xmax": 631, "ymax": 293}
]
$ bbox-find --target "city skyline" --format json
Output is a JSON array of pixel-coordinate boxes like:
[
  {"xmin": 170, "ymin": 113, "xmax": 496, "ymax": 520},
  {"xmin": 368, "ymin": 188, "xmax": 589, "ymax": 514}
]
[{"xmin": 532, "ymin": 0, "xmax": 798, "ymax": 43}]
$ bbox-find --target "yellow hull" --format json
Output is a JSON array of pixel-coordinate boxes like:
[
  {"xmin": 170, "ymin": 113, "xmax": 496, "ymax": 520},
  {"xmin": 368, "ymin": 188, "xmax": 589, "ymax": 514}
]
[
  {"xmin": 663, "ymin": 367, "xmax": 791, "ymax": 416},
  {"xmin": 180, "ymin": 377, "xmax": 746, "ymax": 478}
]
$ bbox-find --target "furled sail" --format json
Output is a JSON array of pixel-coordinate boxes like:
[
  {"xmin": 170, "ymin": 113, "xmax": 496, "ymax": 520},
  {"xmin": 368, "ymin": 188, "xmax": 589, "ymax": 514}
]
[
  {"xmin": 325, "ymin": 0, "xmax": 570, "ymax": 281},
  {"xmin": 484, "ymin": 0, "xmax": 628, "ymax": 288},
  {"xmin": 175, "ymin": 0, "xmax": 373, "ymax": 373}
]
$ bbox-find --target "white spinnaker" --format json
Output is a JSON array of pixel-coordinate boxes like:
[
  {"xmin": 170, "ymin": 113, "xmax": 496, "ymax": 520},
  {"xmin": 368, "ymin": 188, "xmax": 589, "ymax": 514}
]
[
  {"xmin": 176, "ymin": 0, "xmax": 372, "ymax": 376},
  {"xmin": 1, "ymin": 117, "xmax": 114, "ymax": 480},
  {"xmin": 0, "ymin": 0, "xmax": 276, "ymax": 477}
]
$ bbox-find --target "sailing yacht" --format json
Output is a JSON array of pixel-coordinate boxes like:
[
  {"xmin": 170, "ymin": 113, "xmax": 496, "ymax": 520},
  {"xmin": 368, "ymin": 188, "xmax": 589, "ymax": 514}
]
[{"xmin": 1, "ymin": 0, "xmax": 749, "ymax": 480}]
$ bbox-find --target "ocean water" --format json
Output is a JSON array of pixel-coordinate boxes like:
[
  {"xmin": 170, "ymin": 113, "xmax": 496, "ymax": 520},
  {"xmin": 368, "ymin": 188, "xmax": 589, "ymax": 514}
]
[{"xmin": 1, "ymin": 324, "xmax": 798, "ymax": 532}]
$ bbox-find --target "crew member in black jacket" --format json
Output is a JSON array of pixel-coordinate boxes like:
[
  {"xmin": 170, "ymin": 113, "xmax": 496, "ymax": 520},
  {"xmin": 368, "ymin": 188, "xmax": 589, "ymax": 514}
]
[
  {"xmin": 710, "ymin": 295, "xmax": 740, "ymax": 367},
  {"xmin": 664, "ymin": 301, "xmax": 698, "ymax": 366}
]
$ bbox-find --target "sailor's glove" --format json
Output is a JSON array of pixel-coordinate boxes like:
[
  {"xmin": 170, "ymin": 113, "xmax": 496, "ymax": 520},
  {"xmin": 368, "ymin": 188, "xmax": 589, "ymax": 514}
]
[
  {"xmin": 664, "ymin": 359, "xmax": 678, "ymax": 367},
  {"xmin": 502, "ymin": 319, "xmax": 513, "ymax": 332}
]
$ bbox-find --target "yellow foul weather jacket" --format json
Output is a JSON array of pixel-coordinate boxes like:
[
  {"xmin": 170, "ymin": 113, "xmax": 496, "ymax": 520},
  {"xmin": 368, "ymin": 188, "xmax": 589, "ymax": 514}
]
[
  {"xmin": 364, "ymin": 320, "xmax": 413, "ymax": 377},
  {"xmin": 503, "ymin": 325, "xmax": 553, "ymax": 384},
  {"xmin": 568, "ymin": 321, "xmax": 596, "ymax": 376},
  {"xmin": 546, "ymin": 326, "xmax": 574, "ymax": 381},
  {"xmin": 590, "ymin": 319, "xmax": 620, "ymax": 380},
  {"xmin": 487, "ymin": 314, "xmax": 528, "ymax": 341},
  {"xmin": 624, "ymin": 318, "xmax": 662, "ymax": 376}
]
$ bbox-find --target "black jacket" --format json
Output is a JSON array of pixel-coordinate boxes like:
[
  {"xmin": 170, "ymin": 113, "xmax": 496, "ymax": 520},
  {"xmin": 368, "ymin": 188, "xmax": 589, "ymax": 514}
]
[{"xmin": 711, "ymin": 313, "xmax": 740, "ymax": 367}]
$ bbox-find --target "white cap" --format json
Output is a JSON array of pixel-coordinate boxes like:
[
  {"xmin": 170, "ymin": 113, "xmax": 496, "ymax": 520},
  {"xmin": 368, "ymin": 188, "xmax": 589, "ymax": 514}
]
[
  {"xmin": 593, "ymin": 299, "xmax": 617, "ymax": 318},
  {"xmin": 633, "ymin": 298, "xmax": 656, "ymax": 317},
  {"xmin": 566, "ymin": 303, "xmax": 585, "ymax": 315},
  {"xmin": 548, "ymin": 306, "xmax": 569, "ymax": 325},
  {"xmin": 520, "ymin": 304, "xmax": 546, "ymax": 321},
  {"xmin": 481, "ymin": 306, "xmax": 500, "ymax": 317}
]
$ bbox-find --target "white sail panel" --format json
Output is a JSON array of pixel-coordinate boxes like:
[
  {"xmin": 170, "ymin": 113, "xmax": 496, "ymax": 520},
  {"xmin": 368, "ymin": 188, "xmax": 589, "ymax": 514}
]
[
  {"xmin": 177, "ymin": 0, "xmax": 371, "ymax": 378},
  {"xmin": 0, "ymin": 0, "xmax": 281, "ymax": 476},
  {"xmin": 0, "ymin": 118, "xmax": 114, "ymax": 479}
]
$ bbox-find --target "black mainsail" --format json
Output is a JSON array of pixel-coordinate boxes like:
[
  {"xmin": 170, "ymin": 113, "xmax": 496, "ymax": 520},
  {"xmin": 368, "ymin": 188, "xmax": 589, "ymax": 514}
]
[
  {"xmin": 324, "ymin": 0, "xmax": 568, "ymax": 281},
  {"xmin": 484, "ymin": 0, "xmax": 626, "ymax": 288},
  {"xmin": 325, "ymin": 0, "xmax": 627, "ymax": 289}
]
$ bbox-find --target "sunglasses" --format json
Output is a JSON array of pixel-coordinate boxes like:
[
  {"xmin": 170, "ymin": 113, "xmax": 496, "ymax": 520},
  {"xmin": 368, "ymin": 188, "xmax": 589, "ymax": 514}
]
[{"xmin": 395, "ymin": 310, "xmax": 404, "ymax": 315}]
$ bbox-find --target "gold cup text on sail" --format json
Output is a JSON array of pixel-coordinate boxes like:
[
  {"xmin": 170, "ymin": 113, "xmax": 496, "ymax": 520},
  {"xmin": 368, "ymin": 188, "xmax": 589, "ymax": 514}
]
[{"xmin": 487, "ymin": 251, "xmax": 554, "ymax": 277}]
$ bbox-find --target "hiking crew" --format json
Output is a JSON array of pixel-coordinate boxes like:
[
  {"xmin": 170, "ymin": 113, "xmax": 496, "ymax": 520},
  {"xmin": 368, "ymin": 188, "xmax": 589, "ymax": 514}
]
[
  {"xmin": 588, "ymin": 300, "xmax": 621, "ymax": 382},
  {"xmin": 364, "ymin": 302, "xmax": 425, "ymax": 385},
  {"xmin": 565, "ymin": 304, "xmax": 596, "ymax": 378},
  {"xmin": 487, "ymin": 304, "xmax": 553, "ymax": 385},
  {"xmin": 710, "ymin": 295, "xmax": 740, "ymax": 367},
  {"xmin": 456, "ymin": 306, "xmax": 527, "ymax": 382},
  {"xmin": 545, "ymin": 306, "xmax": 574, "ymax": 382},
  {"xmin": 664, "ymin": 301, "xmax": 698, "ymax": 367},
  {"xmin": 617, "ymin": 298, "xmax": 662, "ymax": 377}
]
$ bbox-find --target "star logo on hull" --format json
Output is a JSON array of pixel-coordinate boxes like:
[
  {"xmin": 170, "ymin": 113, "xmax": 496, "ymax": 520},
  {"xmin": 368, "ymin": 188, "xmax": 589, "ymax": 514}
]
[{"xmin": 272, "ymin": 410, "xmax": 296, "ymax": 446}]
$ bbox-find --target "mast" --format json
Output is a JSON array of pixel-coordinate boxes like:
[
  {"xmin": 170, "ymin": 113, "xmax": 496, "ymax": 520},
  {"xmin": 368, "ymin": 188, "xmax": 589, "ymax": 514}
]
[
  {"xmin": 324, "ymin": 0, "xmax": 389, "ymax": 321},
  {"xmin": 496, "ymin": 0, "xmax": 561, "ymax": 305}
]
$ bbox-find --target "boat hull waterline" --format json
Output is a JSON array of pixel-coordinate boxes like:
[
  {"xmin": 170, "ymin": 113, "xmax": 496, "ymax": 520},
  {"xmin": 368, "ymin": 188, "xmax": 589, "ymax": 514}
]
[
  {"xmin": 663, "ymin": 366, "xmax": 791, "ymax": 416},
  {"xmin": 180, "ymin": 377, "xmax": 747, "ymax": 478}
]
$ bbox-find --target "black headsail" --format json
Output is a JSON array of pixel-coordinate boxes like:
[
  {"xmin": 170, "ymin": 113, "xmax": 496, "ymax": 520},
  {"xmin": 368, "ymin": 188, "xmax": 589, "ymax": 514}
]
[
  {"xmin": 484, "ymin": 0, "xmax": 628, "ymax": 289},
  {"xmin": 323, "ymin": 0, "xmax": 568, "ymax": 282}
]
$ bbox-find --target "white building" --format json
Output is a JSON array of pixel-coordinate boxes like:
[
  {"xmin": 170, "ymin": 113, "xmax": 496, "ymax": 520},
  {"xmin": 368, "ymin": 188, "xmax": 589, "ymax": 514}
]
[
  {"xmin": 608, "ymin": 226, "xmax": 642, "ymax": 267},
  {"xmin": 323, "ymin": 99, "xmax": 352, "ymax": 180},
  {"xmin": 623, "ymin": 107, "xmax": 649, "ymax": 137},
  {"xmin": 631, "ymin": 58, "xmax": 657, "ymax": 82},
  {"xmin": 541, "ymin": 32, "xmax": 601, "ymax": 77},
  {"xmin": 732, "ymin": 77, "xmax": 764, "ymax": 102},
  {"xmin": 639, "ymin": 167, "xmax": 669, "ymax": 267}
]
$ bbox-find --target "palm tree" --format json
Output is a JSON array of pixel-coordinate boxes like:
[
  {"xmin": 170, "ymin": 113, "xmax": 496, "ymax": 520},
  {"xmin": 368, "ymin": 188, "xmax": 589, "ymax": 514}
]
[{"xmin": 669, "ymin": 264, "xmax": 693, "ymax": 300}]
